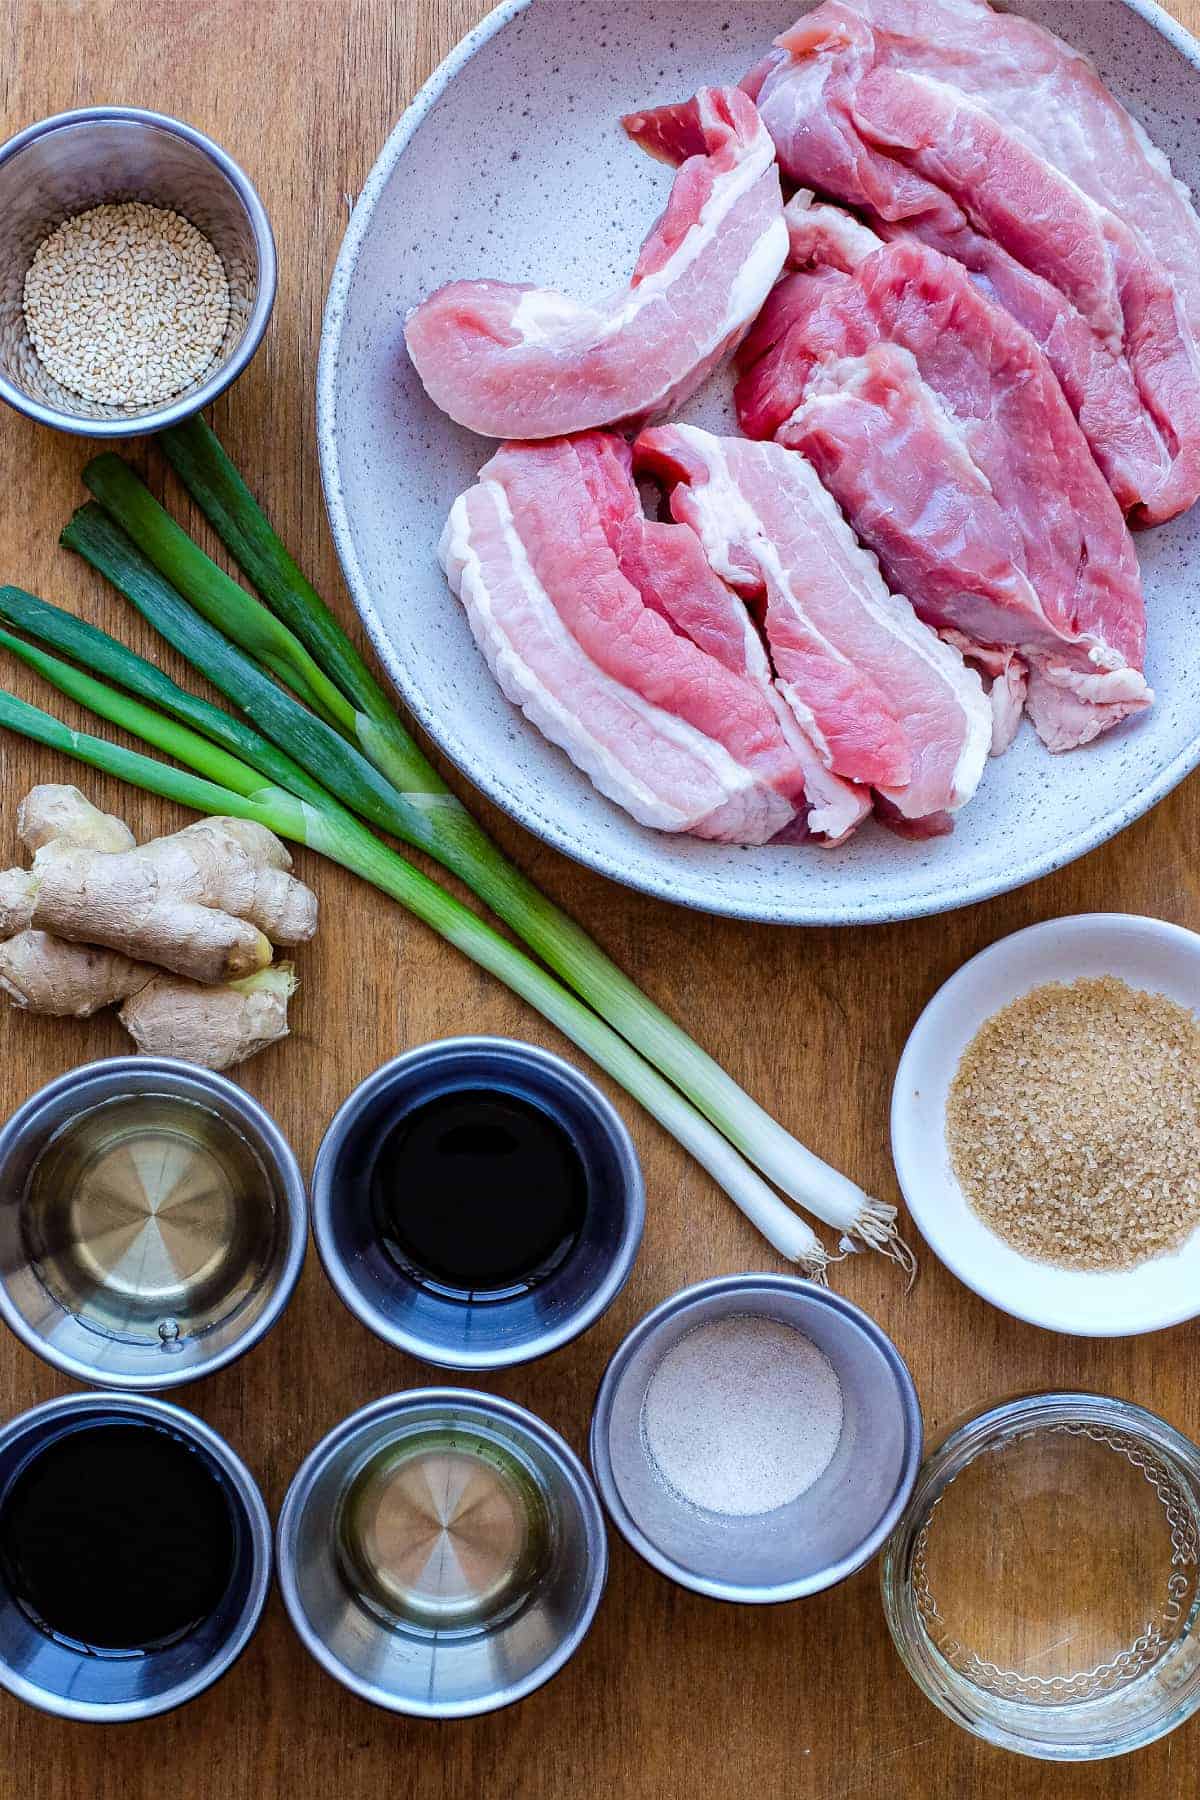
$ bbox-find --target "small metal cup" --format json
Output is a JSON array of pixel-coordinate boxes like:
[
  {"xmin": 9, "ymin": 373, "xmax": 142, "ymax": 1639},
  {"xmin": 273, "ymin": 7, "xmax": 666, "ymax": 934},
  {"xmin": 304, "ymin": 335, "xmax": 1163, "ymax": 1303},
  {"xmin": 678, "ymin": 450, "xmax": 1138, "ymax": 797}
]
[
  {"xmin": 277, "ymin": 1388, "xmax": 608, "ymax": 1718},
  {"xmin": 590, "ymin": 1273, "xmax": 923, "ymax": 1603},
  {"xmin": 0, "ymin": 105, "xmax": 276, "ymax": 435},
  {"xmin": 0, "ymin": 1391, "xmax": 271, "ymax": 1721},
  {"xmin": 312, "ymin": 1037, "xmax": 644, "ymax": 1370},
  {"xmin": 0, "ymin": 1056, "xmax": 307, "ymax": 1391}
]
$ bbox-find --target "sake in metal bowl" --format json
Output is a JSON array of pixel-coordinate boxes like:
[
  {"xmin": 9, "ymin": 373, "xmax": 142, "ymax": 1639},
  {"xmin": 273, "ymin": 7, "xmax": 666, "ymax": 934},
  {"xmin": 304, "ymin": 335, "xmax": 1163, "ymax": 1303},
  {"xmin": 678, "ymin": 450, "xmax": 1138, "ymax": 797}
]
[
  {"xmin": 277, "ymin": 1388, "xmax": 609, "ymax": 1718},
  {"xmin": 0, "ymin": 1390, "xmax": 271, "ymax": 1722},
  {"xmin": 0, "ymin": 1056, "xmax": 307, "ymax": 1391},
  {"xmin": 0, "ymin": 105, "xmax": 276, "ymax": 435},
  {"xmin": 590, "ymin": 1273, "xmax": 923, "ymax": 1603}
]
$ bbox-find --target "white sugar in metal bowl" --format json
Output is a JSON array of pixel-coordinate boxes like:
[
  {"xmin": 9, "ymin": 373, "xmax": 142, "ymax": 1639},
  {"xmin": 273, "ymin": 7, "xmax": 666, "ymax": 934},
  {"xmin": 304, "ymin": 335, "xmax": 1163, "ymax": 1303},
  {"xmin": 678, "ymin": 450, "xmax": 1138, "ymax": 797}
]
[
  {"xmin": 891, "ymin": 914, "xmax": 1200, "ymax": 1337},
  {"xmin": 319, "ymin": 0, "xmax": 1200, "ymax": 926}
]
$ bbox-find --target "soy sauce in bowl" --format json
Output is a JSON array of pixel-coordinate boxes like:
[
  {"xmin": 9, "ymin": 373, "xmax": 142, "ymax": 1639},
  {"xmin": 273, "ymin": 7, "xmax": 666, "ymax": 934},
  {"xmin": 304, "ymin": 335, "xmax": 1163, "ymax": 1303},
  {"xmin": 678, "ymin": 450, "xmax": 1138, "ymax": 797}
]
[
  {"xmin": 312, "ymin": 1038, "xmax": 645, "ymax": 1371},
  {"xmin": 371, "ymin": 1088, "xmax": 587, "ymax": 1302},
  {"xmin": 0, "ymin": 1420, "xmax": 237, "ymax": 1656}
]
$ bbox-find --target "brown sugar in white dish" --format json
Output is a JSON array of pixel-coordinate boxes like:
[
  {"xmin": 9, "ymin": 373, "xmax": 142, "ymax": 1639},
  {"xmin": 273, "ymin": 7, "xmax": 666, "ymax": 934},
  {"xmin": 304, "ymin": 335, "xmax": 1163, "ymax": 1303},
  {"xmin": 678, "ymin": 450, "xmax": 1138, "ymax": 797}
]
[{"xmin": 946, "ymin": 976, "xmax": 1200, "ymax": 1271}]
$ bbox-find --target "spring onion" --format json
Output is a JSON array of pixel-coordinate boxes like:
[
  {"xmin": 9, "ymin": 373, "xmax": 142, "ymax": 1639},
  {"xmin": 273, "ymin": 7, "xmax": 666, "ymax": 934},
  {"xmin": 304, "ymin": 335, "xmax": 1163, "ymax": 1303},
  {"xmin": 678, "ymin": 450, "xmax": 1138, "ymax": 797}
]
[
  {"xmin": 81, "ymin": 435, "xmax": 910, "ymax": 1267},
  {"xmin": 0, "ymin": 583, "xmax": 332, "ymax": 811},
  {"xmin": 0, "ymin": 671, "xmax": 826, "ymax": 1271},
  {"xmin": 61, "ymin": 505, "xmax": 428, "ymax": 837}
]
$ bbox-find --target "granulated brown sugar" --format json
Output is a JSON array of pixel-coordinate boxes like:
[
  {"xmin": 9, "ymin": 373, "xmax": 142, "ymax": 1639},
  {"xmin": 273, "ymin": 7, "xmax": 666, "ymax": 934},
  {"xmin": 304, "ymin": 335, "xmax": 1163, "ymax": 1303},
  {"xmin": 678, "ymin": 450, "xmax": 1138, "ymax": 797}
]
[{"xmin": 946, "ymin": 976, "xmax": 1200, "ymax": 1270}]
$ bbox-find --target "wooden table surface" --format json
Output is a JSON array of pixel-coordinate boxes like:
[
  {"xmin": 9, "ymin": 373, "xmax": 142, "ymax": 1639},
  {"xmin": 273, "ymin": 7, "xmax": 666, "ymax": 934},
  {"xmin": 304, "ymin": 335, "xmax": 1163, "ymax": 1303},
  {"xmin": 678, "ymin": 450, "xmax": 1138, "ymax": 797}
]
[{"xmin": 1, "ymin": 1, "xmax": 1198, "ymax": 1794}]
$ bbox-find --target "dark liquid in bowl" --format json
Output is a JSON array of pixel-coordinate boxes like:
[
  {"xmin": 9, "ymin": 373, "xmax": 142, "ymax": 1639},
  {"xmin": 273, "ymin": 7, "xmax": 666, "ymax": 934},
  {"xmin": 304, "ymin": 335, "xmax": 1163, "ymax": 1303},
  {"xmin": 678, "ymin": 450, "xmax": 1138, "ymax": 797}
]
[
  {"xmin": 0, "ymin": 1421, "xmax": 237, "ymax": 1655},
  {"xmin": 371, "ymin": 1087, "xmax": 587, "ymax": 1301}
]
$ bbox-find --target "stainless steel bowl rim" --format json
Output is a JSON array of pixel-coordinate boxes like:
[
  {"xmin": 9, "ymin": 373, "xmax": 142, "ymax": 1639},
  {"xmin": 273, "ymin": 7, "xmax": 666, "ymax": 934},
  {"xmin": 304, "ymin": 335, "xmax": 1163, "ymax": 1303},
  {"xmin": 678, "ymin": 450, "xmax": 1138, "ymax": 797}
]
[
  {"xmin": 879, "ymin": 1389, "xmax": 1200, "ymax": 1761},
  {"xmin": 0, "ymin": 104, "xmax": 277, "ymax": 436},
  {"xmin": 276, "ymin": 1385, "xmax": 609, "ymax": 1718},
  {"xmin": 0, "ymin": 1055, "xmax": 308, "ymax": 1391},
  {"xmin": 590, "ymin": 1272, "xmax": 924, "ymax": 1603},
  {"xmin": 0, "ymin": 1389, "xmax": 272, "ymax": 1722},
  {"xmin": 311, "ymin": 1035, "xmax": 645, "ymax": 1370}
]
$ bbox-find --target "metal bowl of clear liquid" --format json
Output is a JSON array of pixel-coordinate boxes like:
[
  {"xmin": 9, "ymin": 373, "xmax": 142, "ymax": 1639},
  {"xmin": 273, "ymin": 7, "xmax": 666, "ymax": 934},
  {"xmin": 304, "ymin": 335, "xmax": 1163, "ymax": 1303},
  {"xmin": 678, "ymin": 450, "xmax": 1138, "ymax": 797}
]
[
  {"xmin": 276, "ymin": 1389, "xmax": 608, "ymax": 1718},
  {"xmin": 0, "ymin": 1056, "xmax": 307, "ymax": 1391}
]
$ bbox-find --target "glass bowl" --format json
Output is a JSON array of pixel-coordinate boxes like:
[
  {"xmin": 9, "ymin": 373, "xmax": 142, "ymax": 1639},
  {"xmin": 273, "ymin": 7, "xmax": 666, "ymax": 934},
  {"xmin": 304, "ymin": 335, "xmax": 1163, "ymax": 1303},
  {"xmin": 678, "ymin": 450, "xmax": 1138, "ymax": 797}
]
[{"xmin": 881, "ymin": 1393, "xmax": 1200, "ymax": 1761}]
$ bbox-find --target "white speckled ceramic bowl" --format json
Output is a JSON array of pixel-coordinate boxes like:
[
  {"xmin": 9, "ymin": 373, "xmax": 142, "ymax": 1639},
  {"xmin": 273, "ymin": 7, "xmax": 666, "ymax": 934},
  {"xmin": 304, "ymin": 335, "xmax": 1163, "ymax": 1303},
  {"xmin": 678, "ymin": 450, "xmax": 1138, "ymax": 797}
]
[
  {"xmin": 319, "ymin": 0, "xmax": 1200, "ymax": 925},
  {"xmin": 891, "ymin": 913, "xmax": 1200, "ymax": 1336}
]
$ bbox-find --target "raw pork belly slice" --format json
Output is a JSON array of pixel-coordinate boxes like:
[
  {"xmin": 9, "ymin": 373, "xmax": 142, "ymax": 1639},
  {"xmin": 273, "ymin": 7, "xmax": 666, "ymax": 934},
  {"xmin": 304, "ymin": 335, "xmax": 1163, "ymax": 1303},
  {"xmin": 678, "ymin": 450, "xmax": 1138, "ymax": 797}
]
[
  {"xmin": 875, "ymin": 209, "xmax": 1176, "ymax": 519},
  {"xmin": 789, "ymin": 0, "xmax": 1200, "ymax": 342},
  {"xmin": 440, "ymin": 434, "xmax": 810, "ymax": 844},
  {"xmin": 832, "ymin": 244, "xmax": 1150, "ymax": 751},
  {"xmin": 737, "ymin": 232, "xmax": 1152, "ymax": 750},
  {"xmin": 781, "ymin": 192, "xmax": 1174, "ymax": 520},
  {"xmin": 783, "ymin": 346, "xmax": 1073, "ymax": 753},
  {"xmin": 850, "ymin": 69, "xmax": 1200, "ymax": 519},
  {"xmin": 580, "ymin": 440, "xmax": 870, "ymax": 842},
  {"xmin": 744, "ymin": 0, "xmax": 1200, "ymax": 522},
  {"xmin": 405, "ymin": 88, "xmax": 787, "ymax": 441},
  {"xmin": 635, "ymin": 424, "xmax": 990, "ymax": 826}
]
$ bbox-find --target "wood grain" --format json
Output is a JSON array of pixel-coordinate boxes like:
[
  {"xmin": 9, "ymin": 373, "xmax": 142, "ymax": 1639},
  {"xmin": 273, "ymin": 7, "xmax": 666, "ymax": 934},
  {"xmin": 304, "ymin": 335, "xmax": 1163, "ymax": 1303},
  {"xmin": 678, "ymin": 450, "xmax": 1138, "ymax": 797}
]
[{"xmin": 0, "ymin": 2, "xmax": 1198, "ymax": 1795}]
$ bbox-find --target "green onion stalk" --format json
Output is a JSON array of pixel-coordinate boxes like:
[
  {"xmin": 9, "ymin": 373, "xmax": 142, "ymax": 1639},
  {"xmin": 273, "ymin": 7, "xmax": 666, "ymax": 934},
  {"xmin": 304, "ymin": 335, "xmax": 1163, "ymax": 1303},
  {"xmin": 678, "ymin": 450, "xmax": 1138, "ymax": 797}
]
[
  {"xmin": 78, "ymin": 428, "xmax": 908, "ymax": 1267},
  {"xmin": 0, "ymin": 672, "xmax": 826, "ymax": 1271}
]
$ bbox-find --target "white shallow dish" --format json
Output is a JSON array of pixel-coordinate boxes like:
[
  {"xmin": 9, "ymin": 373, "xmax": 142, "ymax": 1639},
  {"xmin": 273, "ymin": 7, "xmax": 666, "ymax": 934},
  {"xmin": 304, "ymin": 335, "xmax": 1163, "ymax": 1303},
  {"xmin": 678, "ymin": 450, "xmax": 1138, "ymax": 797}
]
[
  {"xmin": 891, "ymin": 914, "xmax": 1200, "ymax": 1337},
  {"xmin": 319, "ymin": 0, "xmax": 1200, "ymax": 925}
]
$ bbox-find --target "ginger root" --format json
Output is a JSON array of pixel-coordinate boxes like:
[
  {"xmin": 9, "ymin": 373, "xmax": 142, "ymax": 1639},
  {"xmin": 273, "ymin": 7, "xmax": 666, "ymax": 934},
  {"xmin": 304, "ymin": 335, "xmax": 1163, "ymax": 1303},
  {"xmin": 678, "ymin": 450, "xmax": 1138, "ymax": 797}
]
[
  {"xmin": 0, "ymin": 932, "xmax": 149, "ymax": 1018},
  {"xmin": 0, "ymin": 786, "xmax": 317, "ymax": 1069},
  {"xmin": 0, "ymin": 812, "xmax": 317, "ymax": 984},
  {"xmin": 120, "ymin": 965, "xmax": 299, "ymax": 1069},
  {"xmin": 18, "ymin": 786, "xmax": 135, "ymax": 856}
]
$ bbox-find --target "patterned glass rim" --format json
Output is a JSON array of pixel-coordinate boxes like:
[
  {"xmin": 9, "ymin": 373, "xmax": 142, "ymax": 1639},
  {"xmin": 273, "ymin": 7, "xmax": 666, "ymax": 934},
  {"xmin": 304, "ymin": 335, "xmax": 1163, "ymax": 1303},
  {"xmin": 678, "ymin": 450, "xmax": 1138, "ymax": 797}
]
[{"xmin": 880, "ymin": 1391, "xmax": 1200, "ymax": 1763}]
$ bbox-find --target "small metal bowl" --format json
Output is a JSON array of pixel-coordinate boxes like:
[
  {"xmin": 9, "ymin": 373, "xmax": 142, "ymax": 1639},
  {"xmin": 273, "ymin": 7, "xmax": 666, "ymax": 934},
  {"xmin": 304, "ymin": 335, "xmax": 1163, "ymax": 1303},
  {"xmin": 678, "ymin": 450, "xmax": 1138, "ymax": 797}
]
[
  {"xmin": 312, "ymin": 1037, "xmax": 644, "ymax": 1370},
  {"xmin": 277, "ymin": 1388, "xmax": 608, "ymax": 1718},
  {"xmin": 0, "ymin": 1390, "xmax": 271, "ymax": 1722},
  {"xmin": 0, "ymin": 1056, "xmax": 307, "ymax": 1391},
  {"xmin": 0, "ymin": 105, "xmax": 276, "ymax": 435},
  {"xmin": 590, "ymin": 1274, "xmax": 923, "ymax": 1603}
]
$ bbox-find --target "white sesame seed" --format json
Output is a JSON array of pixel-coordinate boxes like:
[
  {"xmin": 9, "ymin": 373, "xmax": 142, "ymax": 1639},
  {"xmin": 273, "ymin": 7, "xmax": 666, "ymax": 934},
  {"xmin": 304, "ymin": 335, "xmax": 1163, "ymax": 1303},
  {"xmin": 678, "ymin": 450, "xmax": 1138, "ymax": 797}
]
[{"xmin": 22, "ymin": 201, "xmax": 231, "ymax": 407}]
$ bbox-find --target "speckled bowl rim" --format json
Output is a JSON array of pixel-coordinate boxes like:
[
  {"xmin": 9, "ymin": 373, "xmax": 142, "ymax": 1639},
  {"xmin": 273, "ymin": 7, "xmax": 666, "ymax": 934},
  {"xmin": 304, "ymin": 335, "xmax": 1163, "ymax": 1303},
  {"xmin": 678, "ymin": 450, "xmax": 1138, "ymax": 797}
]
[{"xmin": 317, "ymin": 0, "xmax": 1200, "ymax": 927}]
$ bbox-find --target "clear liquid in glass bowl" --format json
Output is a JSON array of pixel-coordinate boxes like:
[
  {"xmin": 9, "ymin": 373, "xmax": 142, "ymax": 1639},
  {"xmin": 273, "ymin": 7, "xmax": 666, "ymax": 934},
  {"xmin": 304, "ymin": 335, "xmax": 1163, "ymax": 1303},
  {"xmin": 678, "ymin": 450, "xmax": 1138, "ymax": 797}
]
[
  {"xmin": 882, "ymin": 1396, "xmax": 1200, "ymax": 1761},
  {"xmin": 917, "ymin": 1420, "xmax": 1197, "ymax": 1700}
]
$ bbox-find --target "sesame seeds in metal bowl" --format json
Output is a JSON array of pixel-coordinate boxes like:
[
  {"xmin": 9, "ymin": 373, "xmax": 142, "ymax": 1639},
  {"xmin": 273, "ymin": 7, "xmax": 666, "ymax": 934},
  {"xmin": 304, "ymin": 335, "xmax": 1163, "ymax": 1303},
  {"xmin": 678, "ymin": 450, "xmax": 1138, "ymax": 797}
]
[
  {"xmin": 24, "ymin": 202, "xmax": 230, "ymax": 409},
  {"xmin": 0, "ymin": 106, "xmax": 276, "ymax": 438}
]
